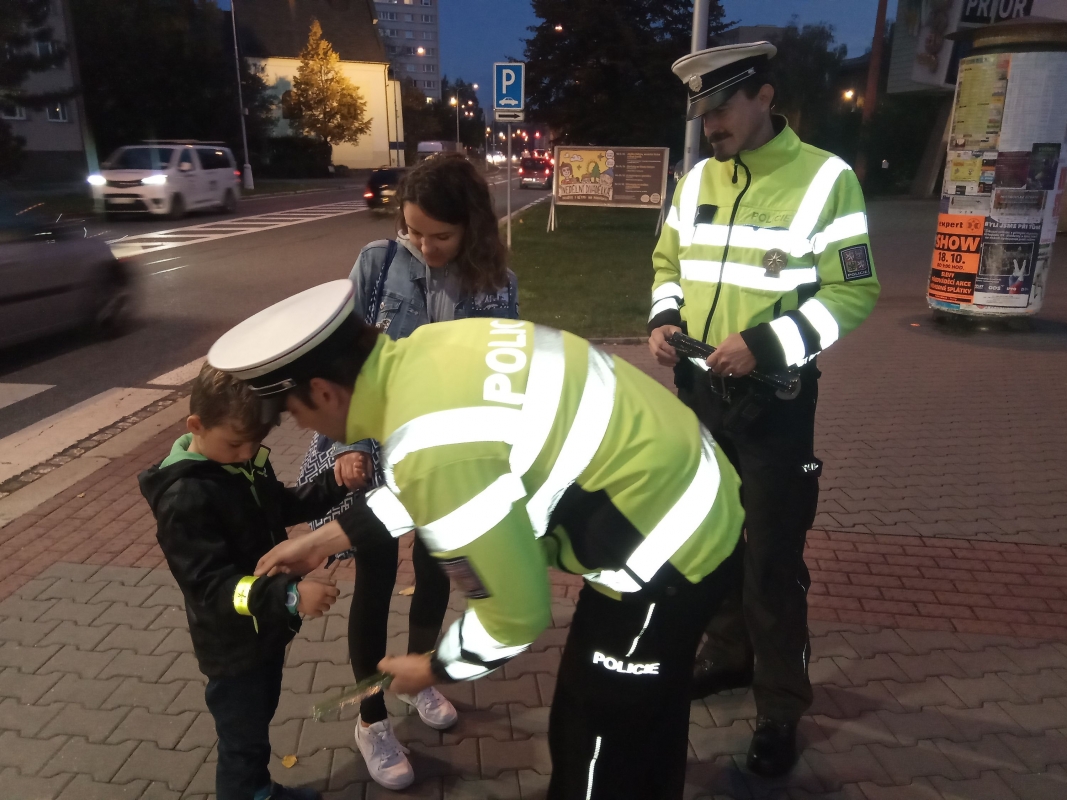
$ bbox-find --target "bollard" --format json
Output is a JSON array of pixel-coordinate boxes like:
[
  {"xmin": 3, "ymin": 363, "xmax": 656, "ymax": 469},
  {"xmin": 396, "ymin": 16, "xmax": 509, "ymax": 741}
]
[{"xmin": 927, "ymin": 17, "xmax": 1067, "ymax": 319}]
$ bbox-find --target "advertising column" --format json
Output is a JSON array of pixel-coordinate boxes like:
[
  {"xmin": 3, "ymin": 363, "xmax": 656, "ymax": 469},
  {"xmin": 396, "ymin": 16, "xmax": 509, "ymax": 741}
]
[{"xmin": 927, "ymin": 19, "xmax": 1067, "ymax": 317}]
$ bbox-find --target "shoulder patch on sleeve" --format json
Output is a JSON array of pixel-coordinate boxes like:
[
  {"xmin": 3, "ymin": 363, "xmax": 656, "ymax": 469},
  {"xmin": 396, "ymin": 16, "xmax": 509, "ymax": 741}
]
[
  {"xmin": 839, "ymin": 243, "xmax": 872, "ymax": 281},
  {"xmin": 438, "ymin": 556, "xmax": 491, "ymax": 600}
]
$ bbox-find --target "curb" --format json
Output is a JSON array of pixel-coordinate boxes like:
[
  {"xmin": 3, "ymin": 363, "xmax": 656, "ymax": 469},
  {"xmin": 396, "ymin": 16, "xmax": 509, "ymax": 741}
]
[{"xmin": 0, "ymin": 397, "xmax": 189, "ymax": 528}]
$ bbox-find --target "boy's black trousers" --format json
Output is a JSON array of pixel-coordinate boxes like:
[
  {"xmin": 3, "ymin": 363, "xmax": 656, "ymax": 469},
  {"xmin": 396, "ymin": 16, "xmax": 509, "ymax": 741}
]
[{"xmin": 204, "ymin": 650, "xmax": 285, "ymax": 800}]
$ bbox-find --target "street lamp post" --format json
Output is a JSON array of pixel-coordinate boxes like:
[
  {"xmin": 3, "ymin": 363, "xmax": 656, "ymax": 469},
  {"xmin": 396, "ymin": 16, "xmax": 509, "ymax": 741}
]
[
  {"xmin": 683, "ymin": 0, "xmax": 711, "ymax": 174},
  {"xmin": 450, "ymin": 96, "xmax": 460, "ymax": 147},
  {"xmin": 229, "ymin": 0, "xmax": 254, "ymax": 190}
]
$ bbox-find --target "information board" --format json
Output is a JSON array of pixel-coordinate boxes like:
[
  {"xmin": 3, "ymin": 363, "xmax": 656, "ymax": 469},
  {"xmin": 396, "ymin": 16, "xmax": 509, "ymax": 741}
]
[{"xmin": 552, "ymin": 147, "xmax": 669, "ymax": 210}]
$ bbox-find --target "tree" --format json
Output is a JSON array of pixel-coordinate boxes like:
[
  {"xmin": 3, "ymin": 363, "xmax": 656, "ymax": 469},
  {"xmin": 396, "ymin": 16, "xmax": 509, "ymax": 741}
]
[
  {"xmin": 68, "ymin": 0, "xmax": 274, "ymax": 161},
  {"xmin": 769, "ymin": 21, "xmax": 847, "ymax": 143},
  {"xmin": 1, "ymin": 0, "xmax": 70, "ymax": 176},
  {"xmin": 288, "ymin": 20, "xmax": 372, "ymax": 146},
  {"xmin": 524, "ymin": 0, "xmax": 729, "ymax": 155}
]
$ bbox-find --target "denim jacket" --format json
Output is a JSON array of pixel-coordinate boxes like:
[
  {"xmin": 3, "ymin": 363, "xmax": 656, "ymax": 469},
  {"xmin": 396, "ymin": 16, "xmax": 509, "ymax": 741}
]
[
  {"xmin": 336, "ymin": 237, "xmax": 519, "ymax": 458},
  {"xmin": 352, "ymin": 237, "xmax": 519, "ymax": 338}
]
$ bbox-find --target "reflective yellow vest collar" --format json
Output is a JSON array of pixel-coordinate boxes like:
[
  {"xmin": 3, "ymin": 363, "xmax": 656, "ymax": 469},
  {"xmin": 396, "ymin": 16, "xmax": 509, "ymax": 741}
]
[
  {"xmin": 345, "ymin": 334, "xmax": 391, "ymax": 446},
  {"xmin": 730, "ymin": 114, "xmax": 799, "ymax": 176}
]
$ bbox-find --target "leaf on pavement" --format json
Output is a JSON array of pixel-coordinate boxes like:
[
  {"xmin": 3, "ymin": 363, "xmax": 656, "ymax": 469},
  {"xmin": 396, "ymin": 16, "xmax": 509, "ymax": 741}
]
[
  {"xmin": 398, "ymin": 585, "xmax": 415, "ymax": 596},
  {"xmin": 282, "ymin": 754, "xmax": 298, "ymax": 769}
]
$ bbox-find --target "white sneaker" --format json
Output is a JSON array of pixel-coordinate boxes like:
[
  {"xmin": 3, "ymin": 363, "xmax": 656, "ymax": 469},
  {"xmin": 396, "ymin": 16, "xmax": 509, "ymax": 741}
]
[
  {"xmin": 396, "ymin": 687, "xmax": 458, "ymax": 730},
  {"xmin": 354, "ymin": 716, "xmax": 414, "ymax": 790}
]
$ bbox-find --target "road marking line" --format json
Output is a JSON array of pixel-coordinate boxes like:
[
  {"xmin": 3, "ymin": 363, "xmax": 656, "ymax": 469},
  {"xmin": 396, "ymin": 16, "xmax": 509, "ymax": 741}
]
[
  {"xmin": 144, "ymin": 256, "xmax": 181, "ymax": 266},
  {"xmin": 0, "ymin": 387, "xmax": 169, "ymax": 484},
  {"xmin": 148, "ymin": 357, "xmax": 205, "ymax": 387},
  {"xmin": 0, "ymin": 384, "xmax": 54, "ymax": 412},
  {"xmin": 108, "ymin": 200, "xmax": 369, "ymax": 259},
  {"xmin": 151, "ymin": 265, "xmax": 188, "ymax": 275}
]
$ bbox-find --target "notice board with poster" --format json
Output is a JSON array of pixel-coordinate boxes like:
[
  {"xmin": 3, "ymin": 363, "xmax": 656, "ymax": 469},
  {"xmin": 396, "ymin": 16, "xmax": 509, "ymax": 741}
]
[
  {"xmin": 929, "ymin": 48, "xmax": 1067, "ymax": 315},
  {"xmin": 551, "ymin": 147, "xmax": 669, "ymax": 209}
]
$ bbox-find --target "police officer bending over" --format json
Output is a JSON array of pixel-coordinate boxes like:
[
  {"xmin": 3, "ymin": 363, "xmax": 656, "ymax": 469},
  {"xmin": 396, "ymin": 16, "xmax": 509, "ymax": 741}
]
[
  {"xmin": 209, "ymin": 281, "xmax": 744, "ymax": 799},
  {"xmin": 648, "ymin": 43, "xmax": 880, "ymax": 776}
]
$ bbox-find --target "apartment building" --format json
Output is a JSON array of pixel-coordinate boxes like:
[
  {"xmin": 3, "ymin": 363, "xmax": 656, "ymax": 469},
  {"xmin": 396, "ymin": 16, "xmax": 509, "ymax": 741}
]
[{"xmin": 374, "ymin": 0, "xmax": 441, "ymax": 99}]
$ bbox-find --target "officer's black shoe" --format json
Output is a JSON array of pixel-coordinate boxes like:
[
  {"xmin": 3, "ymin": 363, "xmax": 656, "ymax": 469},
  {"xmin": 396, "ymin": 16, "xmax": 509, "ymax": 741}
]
[
  {"xmin": 690, "ymin": 658, "xmax": 753, "ymax": 700},
  {"xmin": 746, "ymin": 716, "xmax": 798, "ymax": 778}
]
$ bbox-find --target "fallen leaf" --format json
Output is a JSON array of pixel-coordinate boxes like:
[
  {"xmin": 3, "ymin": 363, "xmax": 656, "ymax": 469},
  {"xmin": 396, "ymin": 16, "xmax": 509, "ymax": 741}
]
[
  {"xmin": 398, "ymin": 586, "xmax": 415, "ymax": 596},
  {"xmin": 281, "ymin": 754, "xmax": 298, "ymax": 769},
  {"xmin": 77, "ymin": 493, "xmax": 85, "ymax": 498}
]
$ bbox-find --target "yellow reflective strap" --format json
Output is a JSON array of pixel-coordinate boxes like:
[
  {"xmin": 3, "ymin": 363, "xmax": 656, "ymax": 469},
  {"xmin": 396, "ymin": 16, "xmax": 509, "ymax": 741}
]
[{"xmin": 233, "ymin": 576, "xmax": 258, "ymax": 616}]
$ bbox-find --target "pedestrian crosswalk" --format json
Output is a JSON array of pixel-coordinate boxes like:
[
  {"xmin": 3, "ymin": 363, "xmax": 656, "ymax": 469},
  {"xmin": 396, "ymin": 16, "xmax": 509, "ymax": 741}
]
[{"xmin": 107, "ymin": 200, "xmax": 368, "ymax": 259}]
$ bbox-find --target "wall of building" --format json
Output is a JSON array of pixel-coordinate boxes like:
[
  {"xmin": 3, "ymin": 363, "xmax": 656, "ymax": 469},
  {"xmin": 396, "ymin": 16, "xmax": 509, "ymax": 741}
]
[
  {"xmin": 374, "ymin": 0, "xmax": 441, "ymax": 98},
  {"xmin": 3, "ymin": 0, "xmax": 88, "ymax": 181},
  {"xmin": 251, "ymin": 57, "xmax": 406, "ymax": 169}
]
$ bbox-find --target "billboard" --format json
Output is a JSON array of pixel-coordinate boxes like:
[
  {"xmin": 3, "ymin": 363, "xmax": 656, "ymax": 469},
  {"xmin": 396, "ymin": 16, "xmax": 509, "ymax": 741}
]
[{"xmin": 552, "ymin": 147, "xmax": 669, "ymax": 210}]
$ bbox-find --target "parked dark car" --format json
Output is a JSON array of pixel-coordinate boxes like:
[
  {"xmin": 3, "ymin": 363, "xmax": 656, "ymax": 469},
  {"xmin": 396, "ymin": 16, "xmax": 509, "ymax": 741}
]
[
  {"xmin": 363, "ymin": 167, "xmax": 407, "ymax": 212},
  {"xmin": 519, "ymin": 157, "xmax": 553, "ymax": 189},
  {"xmin": 0, "ymin": 199, "xmax": 133, "ymax": 349}
]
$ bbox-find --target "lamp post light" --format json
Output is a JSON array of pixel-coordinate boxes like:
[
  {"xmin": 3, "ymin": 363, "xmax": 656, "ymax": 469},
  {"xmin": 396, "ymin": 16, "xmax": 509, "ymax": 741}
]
[
  {"xmin": 450, "ymin": 96, "xmax": 459, "ymax": 146},
  {"xmin": 229, "ymin": 0, "xmax": 254, "ymax": 189}
]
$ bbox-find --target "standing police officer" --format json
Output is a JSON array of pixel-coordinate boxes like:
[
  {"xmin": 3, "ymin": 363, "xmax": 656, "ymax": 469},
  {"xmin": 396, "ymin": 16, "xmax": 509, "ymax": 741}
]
[{"xmin": 647, "ymin": 42, "xmax": 880, "ymax": 776}]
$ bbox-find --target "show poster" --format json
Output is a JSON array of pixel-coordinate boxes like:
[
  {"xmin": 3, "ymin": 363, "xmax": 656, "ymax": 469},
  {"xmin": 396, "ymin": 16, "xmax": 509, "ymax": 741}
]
[
  {"xmin": 928, "ymin": 213, "xmax": 984, "ymax": 304},
  {"xmin": 553, "ymin": 147, "xmax": 669, "ymax": 209}
]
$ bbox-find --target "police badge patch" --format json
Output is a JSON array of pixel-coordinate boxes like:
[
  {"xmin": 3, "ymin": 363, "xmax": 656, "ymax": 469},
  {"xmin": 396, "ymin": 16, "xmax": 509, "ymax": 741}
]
[{"xmin": 839, "ymin": 244, "xmax": 873, "ymax": 281}]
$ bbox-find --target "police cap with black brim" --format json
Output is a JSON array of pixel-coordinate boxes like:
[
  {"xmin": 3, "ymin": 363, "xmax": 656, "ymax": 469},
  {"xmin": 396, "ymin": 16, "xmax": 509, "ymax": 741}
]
[
  {"xmin": 208, "ymin": 280, "xmax": 359, "ymax": 422},
  {"xmin": 672, "ymin": 42, "xmax": 777, "ymax": 121}
]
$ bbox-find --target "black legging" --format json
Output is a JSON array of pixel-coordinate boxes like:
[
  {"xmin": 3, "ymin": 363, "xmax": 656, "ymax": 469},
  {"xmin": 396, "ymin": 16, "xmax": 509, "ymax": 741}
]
[{"xmin": 348, "ymin": 533, "xmax": 451, "ymax": 723}]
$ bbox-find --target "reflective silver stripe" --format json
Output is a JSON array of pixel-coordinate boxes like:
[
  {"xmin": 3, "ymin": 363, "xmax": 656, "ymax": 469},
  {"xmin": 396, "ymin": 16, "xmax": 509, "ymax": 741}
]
[
  {"xmin": 652, "ymin": 282, "xmax": 684, "ymax": 303},
  {"xmin": 419, "ymin": 473, "xmax": 526, "ymax": 552},
  {"xmin": 789, "ymin": 157, "xmax": 850, "ymax": 241},
  {"xmin": 625, "ymin": 603, "xmax": 656, "ymax": 657},
  {"xmin": 799, "ymin": 298, "xmax": 839, "ymax": 350},
  {"xmin": 689, "ymin": 356, "xmax": 709, "ymax": 372},
  {"xmin": 664, "ymin": 205, "xmax": 681, "ymax": 230},
  {"xmin": 649, "ymin": 297, "xmax": 680, "ymax": 320},
  {"xmin": 585, "ymin": 735, "xmax": 603, "ymax": 800},
  {"xmin": 811, "ymin": 211, "xmax": 867, "ymax": 255},
  {"xmin": 769, "ymin": 316, "xmax": 807, "ymax": 368},
  {"xmin": 436, "ymin": 609, "xmax": 530, "ymax": 681},
  {"xmin": 625, "ymin": 432, "xmax": 721, "ymax": 582},
  {"xmin": 526, "ymin": 347, "xmax": 616, "ymax": 536},
  {"xmin": 692, "ymin": 223, "xmax": 810, "ymax": 258},
  {"xmin": 677, "ymin": 159, "xmax": 709, "ymax": 247},
  {"xmin": 680, "ymin": 260, "xmax": 818, "ymax": 291},
  {"xmin": 382, "ymin": 406, "xmax": 519, "ymax": 491},
  {"xmin": 510, "ymin": 327, "xmax": 566, "ymax": 478},
  {"xmin": 584, "ymin": 568, "xmax": 642, "ymax": 593},
  {"xmin": 365, "ymin": 486, "xmax": 414, "ymax": 538}
]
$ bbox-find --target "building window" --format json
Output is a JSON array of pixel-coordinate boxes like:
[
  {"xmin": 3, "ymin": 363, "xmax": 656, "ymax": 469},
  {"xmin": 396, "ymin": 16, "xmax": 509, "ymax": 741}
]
[
  {"xmin": 405, "ymin": 63, "xmax": 416, "ymax": 72},
  {"xmin": 0, "ymin": 103, "xmax": 27, "ymax": 120},
  {"xmin": 387, "ymin": 45, "xmax": 401, "ymax": 54},
  {"xmin": 380, "ymin": 11, "xmax": 397, "ymax": 20},
  {"xmin": 421, "ymin": 0, "xmax": 433, "ymax": 5},
  {"xmin": 404, "ymin": 30, "xmax": 414, "ymax": 38},
  {"xmin": 421, "ymin": 31, "xmax": 434, "ymax": 40},
  {"xmin": 422, "ymin": 63, "xmax": 436, "ymax": 72},
  {"xmin": 46, "ymin": 102, "xmax": 68, "ymax": 122},
  {"xmin": 36, "ymin": 40, "xmax": 56, "ymax": 58},
  {"xmin": 381, "ymin": 27, "xmax": 398, "ymax": 37},
  {"xmin": 422, "ymin": 80, "xmax": 437, "ymax": 89},
  {"xmin": 421, "ymin": 14, "xmax": 435, "ymax": 22}
]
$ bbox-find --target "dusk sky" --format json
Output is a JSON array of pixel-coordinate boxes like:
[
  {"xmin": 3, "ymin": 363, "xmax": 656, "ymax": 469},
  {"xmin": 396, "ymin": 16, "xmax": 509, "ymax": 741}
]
[{"xmin": 440, "ymin": 0, "xmax": 901, "ymax": 107}]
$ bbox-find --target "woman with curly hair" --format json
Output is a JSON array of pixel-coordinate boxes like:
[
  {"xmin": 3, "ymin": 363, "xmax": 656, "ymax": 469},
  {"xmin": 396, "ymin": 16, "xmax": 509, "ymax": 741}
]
[{"xmin": 296, "ymin": 154, "xmax": 518, "ymax": 789}]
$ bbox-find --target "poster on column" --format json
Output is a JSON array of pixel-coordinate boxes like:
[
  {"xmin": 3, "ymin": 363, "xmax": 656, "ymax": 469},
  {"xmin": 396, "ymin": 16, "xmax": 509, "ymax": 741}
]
[
  {"xmin": 928, "ymin": 214, "xmax": 985, "ymax": 303},
  {"xmin": 973, "ymin": 218, "xmax": 1041, "ymax": 306}
]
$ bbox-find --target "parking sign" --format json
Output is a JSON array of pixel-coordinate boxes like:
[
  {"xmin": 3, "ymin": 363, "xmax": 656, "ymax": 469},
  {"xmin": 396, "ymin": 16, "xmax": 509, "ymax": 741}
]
[{"xmin": 494, "ymin": 62, "xmax": 525, "ymax": 119}]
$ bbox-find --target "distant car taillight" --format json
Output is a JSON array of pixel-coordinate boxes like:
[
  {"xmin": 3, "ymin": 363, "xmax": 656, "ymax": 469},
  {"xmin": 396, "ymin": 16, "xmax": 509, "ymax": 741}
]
[
  {"xmin": 364, "ymin": 191, "xmax": 374, "ymax": 198},
  {"xmin": 518, "ymin": 168, "xmax": 524, "ymax": 175}
]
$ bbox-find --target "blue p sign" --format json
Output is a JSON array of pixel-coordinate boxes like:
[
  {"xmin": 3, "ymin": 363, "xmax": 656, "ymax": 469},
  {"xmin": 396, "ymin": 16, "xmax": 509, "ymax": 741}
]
[{"xmin": 494, "ymin": 62, "xmax": 525, "ymax": 111}]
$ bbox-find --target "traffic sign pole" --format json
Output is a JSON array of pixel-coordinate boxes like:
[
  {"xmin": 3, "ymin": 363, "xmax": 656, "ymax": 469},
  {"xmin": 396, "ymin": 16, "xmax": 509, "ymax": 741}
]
[{"xmin": 507, "ymin": 123, "xmax": 512, "ymax": 249}]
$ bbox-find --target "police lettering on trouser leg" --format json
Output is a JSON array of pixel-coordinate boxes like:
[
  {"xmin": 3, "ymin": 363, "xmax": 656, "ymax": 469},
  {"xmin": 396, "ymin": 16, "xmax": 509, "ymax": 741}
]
[
  {"xmin": 208, "ymin": 282, "xmax": 745, "ymax": 799},
  {"xmin": 648, "ymin": 42, "xmax": 879, "ymax": 777}
]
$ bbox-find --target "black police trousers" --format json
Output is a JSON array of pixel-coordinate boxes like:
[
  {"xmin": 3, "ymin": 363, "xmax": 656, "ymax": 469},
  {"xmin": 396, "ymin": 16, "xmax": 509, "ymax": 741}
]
[
  {"xmin": 547, "ymin": 544, "xmax": 742, "ymax": 799},
  {"xmin": 679, "ymin": 366, "xmax": 821, "ymax": 722},
  {"xmin": 204, "ymin": 650, "xmax": 285, "ymax": 800}
]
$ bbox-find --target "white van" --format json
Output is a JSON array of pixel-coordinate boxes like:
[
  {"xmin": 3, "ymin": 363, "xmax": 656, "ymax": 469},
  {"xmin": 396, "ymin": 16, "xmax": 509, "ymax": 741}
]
[
  {"xmin": 88, "ymin": 142, "xmax": 241, "ymax": 219},
  {"xmin": 415, "ymin": 140, "xmax": 463, "ymax": 162}
]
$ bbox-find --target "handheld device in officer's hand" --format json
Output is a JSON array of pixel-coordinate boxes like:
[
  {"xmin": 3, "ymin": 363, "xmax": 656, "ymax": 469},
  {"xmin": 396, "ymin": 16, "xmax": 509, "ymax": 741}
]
[{"xmin": 667, "ymin": 332, "xmax": 801, "ymax": 400}]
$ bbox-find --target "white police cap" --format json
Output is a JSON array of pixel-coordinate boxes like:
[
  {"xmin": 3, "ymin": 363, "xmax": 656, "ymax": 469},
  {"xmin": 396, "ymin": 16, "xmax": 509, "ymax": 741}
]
[
  {"xmin": 208, "ymin": 280, "xmax": 356, "ymax": 397},
  {"xmin": 672, "ymin": 42, "xmax": 776, "ymax": 120}
]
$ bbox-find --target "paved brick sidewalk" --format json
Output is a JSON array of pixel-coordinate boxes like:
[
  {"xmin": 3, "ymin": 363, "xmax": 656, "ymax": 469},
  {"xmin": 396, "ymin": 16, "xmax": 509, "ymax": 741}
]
[{"xmin": 1, "ymin": 198, "xmax": 1066, "ymax": 797}]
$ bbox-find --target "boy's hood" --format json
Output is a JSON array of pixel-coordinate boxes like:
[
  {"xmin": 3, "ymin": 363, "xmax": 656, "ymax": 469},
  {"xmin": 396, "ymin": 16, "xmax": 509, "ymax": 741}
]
[{"xmin": 138, "ymin": 434, "xmax": 224, "ymax": 510}]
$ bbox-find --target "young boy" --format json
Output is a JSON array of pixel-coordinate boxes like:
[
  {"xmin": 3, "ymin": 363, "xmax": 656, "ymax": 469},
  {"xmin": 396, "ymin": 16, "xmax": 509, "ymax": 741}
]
[{"xmin": 140, "ymin": 365, "xmax": 353, "ymax": 800}]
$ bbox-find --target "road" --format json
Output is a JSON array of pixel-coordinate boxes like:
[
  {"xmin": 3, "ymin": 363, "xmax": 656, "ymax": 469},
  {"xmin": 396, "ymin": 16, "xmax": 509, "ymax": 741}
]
[{"xmin": 0, "ymin": 175, "xmax": 549, "ymax": 442}]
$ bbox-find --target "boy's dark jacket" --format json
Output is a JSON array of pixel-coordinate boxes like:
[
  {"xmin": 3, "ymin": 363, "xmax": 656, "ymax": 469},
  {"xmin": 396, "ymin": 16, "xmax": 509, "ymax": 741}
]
[{"xmin": 138, "ymin": 434, "xmax": 347, "ymax": 677}]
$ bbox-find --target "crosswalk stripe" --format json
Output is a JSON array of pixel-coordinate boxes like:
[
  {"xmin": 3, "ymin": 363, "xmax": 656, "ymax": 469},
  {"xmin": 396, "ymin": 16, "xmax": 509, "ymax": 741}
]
[
  {"xmin": 0, "ymin": 383, "xmax": 54, "ymax": 413},
  {"xmin": 108, "ymin": 200, "xmax": 368, "ymax": 259}
]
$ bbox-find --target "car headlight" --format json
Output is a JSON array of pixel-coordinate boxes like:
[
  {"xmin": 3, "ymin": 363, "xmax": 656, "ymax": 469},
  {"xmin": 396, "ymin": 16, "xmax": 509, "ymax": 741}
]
[
  {"xmin": 141, "ymin": 174, "xmax": 168, "ymax": 185},
  {"xmin": 87, "ymin": 174, "xmax": 105, "ymax": 186}
]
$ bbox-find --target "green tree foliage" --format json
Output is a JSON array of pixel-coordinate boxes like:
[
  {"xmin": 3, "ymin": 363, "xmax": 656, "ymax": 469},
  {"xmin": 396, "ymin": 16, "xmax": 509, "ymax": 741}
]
[
  {"xmin": 524, "ymin": 0, "xmax": 728, "ymax": 154},
  {"xmin": 68, "ymin": 0, "xmax": 274, "ymax": 160},
  {"xmin": 1, "ymin": 0, "xmax": 70, "ymax": 176},
  {"xmin": 288, "ymin": 20, "xmax": 372, "ymax": 146}
]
